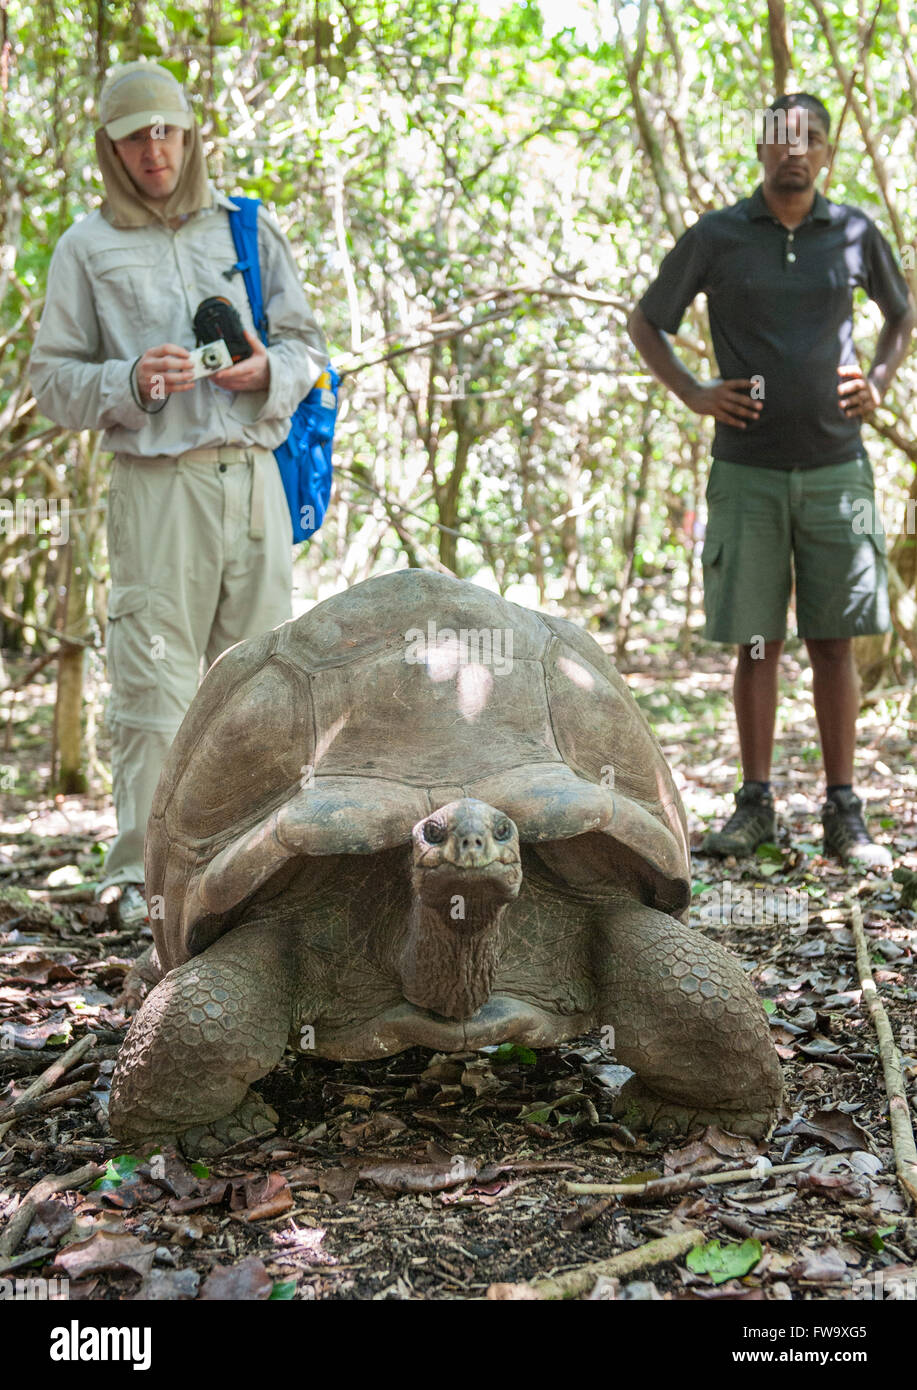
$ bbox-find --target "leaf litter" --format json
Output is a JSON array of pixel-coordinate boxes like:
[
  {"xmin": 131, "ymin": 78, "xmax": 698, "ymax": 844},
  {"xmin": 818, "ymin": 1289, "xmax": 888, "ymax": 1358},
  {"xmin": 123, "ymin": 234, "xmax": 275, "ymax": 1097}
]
[{"xmin": 1, "ymin": 648, "xmax": 917, "ymax": 1299}]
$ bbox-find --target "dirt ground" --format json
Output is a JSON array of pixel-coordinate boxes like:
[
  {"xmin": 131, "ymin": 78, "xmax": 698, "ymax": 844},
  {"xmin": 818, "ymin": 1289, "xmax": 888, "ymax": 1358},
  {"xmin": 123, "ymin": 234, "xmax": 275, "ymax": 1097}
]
[{"xmin": 1, "ymin": 637, "xmax": 915, "ymax": 1302}]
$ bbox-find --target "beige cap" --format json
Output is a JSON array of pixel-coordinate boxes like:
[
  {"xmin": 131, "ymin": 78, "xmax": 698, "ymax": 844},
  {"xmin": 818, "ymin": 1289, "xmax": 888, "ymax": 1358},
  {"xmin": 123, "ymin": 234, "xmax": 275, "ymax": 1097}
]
[{"xmin": 99, "ymin": 61, "xmax": 193, "ymax": 140}]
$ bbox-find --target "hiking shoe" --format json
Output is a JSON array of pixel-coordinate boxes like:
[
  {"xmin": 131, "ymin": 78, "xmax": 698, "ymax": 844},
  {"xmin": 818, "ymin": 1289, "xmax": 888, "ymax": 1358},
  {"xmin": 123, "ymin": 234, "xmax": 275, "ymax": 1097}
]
[
  {"xmin": 821, "ymin": 790, "xmax": 892, "ymax": 869},
  {"xmin": 701, "ymin": 785, "xmax": 776, "ymax": 858},
  {"xmin": 99, "ymin": 883, "xmax": 149, "ymax": 930}
]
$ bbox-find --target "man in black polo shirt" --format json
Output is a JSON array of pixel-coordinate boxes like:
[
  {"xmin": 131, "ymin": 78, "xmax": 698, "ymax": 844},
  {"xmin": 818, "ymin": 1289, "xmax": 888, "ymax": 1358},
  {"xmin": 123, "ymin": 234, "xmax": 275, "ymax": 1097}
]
[{"xmin": 628, "ymin": 93, "xmax": 914, "ymax": 867}]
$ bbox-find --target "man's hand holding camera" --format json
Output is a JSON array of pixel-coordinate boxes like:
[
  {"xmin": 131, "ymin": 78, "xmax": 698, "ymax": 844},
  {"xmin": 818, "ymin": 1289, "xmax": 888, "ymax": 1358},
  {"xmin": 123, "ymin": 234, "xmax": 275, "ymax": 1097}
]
[
  {"xmin": 136, "ymin": 328, "xmax": 269, "ymax": 404},
  {"xmin": 208, "ymin": 328, "xmax": 270, "ymax": 392}
]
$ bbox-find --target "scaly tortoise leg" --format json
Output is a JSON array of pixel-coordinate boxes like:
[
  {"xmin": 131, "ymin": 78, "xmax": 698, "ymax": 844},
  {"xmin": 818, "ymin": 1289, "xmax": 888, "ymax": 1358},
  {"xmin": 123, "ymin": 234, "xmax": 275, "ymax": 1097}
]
[
  {"xmin": 593, "ymin": 900, "xmax": 783, "ymax": 1139},
  {"xmin": 109, "ymin": 922, "xmax": 292, "ymax": 1156}
]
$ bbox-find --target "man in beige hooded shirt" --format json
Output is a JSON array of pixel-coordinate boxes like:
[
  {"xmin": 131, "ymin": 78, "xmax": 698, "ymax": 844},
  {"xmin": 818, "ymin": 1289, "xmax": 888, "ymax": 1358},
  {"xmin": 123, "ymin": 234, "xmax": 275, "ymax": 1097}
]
[{"xmin": 29, "ymin": 62, "xmax": 329, "ymax": 924}]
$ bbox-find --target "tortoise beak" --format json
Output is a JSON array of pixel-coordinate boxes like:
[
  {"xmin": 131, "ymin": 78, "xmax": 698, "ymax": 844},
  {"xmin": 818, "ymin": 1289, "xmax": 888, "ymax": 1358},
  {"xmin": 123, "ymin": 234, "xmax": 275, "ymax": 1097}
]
[{"xmin": 417, "ymin": 858, "xmax": 522, "ymax": 910}]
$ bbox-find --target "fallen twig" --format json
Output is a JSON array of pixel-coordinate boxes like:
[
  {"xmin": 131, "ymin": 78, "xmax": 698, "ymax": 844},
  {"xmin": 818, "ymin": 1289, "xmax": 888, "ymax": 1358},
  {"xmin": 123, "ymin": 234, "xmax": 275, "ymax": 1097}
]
[
  {"xmin": 849, "ymin": 900, "xmax": 917, "ymax": 1207},
  {"xmin": 565, "ymin": 1158, "xmax": 815, "ymax": 1199},
  {"xmin": 716, "ymin": 1212, "xmax": 783, "ymax": 1243},
  {"xmin": 0, "ymin": 855, "xmax": 79, "ymax": 878},
  {"xmin": 0, "ymin": 1244, "xmax": 60, "ymax": 1276},
  {"xmin": 0, "ymin": 1032, "xmax": 96, "ymax": 1142},
  {"xmin": 28, "ymin": 885, "xmax": 100, "ymax": 903},
  {"xmin": 0, "ymin": 1078, "xmax": 94, "ymax": 1123},
  {"xmin": 529, "ymin": 1229, "xmax": 705, "ymax": 1299},
  {"xmin": 0, "ymin": 1160, "xmax": 102, "ymax": 1261}
]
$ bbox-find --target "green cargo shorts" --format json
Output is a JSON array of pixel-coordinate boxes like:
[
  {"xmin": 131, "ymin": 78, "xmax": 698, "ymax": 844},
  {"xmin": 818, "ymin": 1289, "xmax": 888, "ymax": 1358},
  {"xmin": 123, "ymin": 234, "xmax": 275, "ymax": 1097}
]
[{"xmin": 702, "ymin": 456, "xmax": 890, "ymax": 644}]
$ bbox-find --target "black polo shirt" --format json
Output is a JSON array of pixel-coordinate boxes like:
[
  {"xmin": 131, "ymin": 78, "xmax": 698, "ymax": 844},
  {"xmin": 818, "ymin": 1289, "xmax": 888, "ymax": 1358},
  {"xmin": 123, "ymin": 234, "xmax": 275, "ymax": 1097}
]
[{"xmin": 638, "ymin": 185, "xmax": 910, "ymax": 469}]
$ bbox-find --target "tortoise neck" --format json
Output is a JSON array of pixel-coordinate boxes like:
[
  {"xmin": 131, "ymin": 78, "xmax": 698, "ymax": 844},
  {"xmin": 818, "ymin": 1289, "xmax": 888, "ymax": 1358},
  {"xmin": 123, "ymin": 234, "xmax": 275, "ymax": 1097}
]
[{"xmin": 399, "ymin": 893, "xmax": 508, "ymax": 1019}]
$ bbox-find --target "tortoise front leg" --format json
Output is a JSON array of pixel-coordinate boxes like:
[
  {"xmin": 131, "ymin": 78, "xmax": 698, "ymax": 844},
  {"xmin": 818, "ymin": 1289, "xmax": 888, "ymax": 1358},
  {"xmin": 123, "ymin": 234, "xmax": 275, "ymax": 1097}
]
[
  {"xmin": 110, "ymin": 922, "xmax": 293, "ymax": 1156},
  {"xmin": 593, "ymin": 901, "xmax": 783, "ymax": 1139}
]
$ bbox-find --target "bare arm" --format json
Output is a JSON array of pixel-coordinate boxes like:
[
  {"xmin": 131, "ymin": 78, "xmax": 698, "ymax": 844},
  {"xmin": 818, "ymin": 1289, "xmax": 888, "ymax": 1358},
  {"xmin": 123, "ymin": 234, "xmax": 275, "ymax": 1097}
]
[
  {"xmin": 870, "ymin": 294, "xmax": 917, "ymax": 393},
  {"xmin": 838, "ymin": 294, "xmax": 916, "ymax": 417},
  {"xmin": 627, "ymin": 305, "xmax": 762, "ymax": 429}
]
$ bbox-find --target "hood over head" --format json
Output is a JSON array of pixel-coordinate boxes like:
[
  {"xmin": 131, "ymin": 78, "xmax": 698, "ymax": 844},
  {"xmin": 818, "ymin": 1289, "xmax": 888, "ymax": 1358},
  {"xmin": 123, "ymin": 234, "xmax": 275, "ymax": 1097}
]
[{"xmin": 95, "ymin": 60, "xmax": 211, "ymax": 228}]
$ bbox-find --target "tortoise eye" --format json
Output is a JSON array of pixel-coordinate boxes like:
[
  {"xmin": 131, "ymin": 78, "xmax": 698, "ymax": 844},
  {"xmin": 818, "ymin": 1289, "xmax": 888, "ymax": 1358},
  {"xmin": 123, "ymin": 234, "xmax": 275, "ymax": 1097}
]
[
  {"xmin": 493, "ymin": 821, "xmax": 512, "ymax": 841},
  {"xmin": 423, "ymin": 821, "xmax": 447, "ymax": 844}
]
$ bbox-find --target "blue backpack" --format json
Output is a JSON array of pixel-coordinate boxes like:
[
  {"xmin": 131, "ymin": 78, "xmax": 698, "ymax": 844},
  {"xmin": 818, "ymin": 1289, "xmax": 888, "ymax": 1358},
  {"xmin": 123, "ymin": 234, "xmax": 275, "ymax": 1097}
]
[{"xmin": 226, "ymin": 196, "xmax": 339, "ymax": 543}]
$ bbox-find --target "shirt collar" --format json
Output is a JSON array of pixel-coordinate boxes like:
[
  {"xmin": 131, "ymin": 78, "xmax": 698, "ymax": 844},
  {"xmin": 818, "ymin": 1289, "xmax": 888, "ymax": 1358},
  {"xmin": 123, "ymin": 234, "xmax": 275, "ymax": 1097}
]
[
  {"xmin": 747, "ymin": 183, "xmax": 831, "ymax": 224},
  {"xmin": 209, "ymin": 184, "xmax": 241, "ymax": 212},
  {"xmin": 171, "ymin": 184, "xmax": 238, "ymax": 228}
]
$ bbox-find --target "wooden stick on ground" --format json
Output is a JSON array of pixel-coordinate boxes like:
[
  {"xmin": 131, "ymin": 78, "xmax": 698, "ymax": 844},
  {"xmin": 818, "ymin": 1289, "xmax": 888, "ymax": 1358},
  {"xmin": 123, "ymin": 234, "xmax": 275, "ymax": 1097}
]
[
  {"xmin": 0, "ymin": 1078, "xmax": 94, "ymax": 1125},
  {"xmin": 0, "ymin": 1160, "xmax": 102, "ymax": 1264},
  {"xmin": 566, "ymin": 1158, "xmax": 815, "ymax": 1198},
  {"xmin": 849, "ymin": 900, "xmax": 917, "ymax": 1208},
  {"xmin": 0, "ymin": 1032, "xmax": 96, "ymax": 1143},
  {"xmin": 0, "ymin": 1244, "xmax": 59, "ymax": 1276},
  {"xmin": 529, "ymin": 1229, "xmax": 706, "ymax": 1300}
]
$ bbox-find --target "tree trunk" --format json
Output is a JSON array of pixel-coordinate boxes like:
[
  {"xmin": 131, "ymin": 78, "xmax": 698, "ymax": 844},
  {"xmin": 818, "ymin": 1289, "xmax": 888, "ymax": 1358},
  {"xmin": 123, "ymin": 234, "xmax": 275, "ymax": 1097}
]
[
  {"xmin": 766, "ymin": 0, "xmax": 792, "ymax": 96},
  {"xmin": 615, "ymin": 406, "xmax": 654, "ymax": 656},
  {"xmin": 54, "ymin": 536, "xmax": 88, "ymax": 794}
]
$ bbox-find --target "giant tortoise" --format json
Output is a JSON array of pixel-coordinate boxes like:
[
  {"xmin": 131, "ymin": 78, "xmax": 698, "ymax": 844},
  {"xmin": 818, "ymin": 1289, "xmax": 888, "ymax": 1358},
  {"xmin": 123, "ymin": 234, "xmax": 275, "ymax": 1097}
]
[{"xmin": 110, "ymin": 569, "xmax": 782, "ymax": 1153}]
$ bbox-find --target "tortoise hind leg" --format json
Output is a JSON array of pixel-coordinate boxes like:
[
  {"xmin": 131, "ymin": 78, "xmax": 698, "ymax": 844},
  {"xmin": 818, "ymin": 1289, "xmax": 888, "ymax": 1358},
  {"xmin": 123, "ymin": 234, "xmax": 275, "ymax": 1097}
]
[
  {"xmin": 110, "ymin": 922, "xmax": 292, "ymax": 1156},
  {"xmin": 593, "ymin": 900, "xmax": 783, "ymax": 1139}
]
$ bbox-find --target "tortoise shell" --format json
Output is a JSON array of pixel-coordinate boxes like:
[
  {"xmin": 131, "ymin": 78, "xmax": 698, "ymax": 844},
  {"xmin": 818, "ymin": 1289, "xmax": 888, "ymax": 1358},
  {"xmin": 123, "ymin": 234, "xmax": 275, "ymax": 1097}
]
[{"xmin": 146, "ymin": 569, "xmax": 690, "ymax": 971}]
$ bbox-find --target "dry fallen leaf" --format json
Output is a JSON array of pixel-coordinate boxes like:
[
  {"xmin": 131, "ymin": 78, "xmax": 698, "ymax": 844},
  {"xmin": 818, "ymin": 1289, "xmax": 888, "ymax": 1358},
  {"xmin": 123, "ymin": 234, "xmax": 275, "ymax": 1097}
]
[
  {"xmin": 460, "ymin": 1060, "xmax": 502, "ymax": 1096},
  {"xmin": 0, "ymin": 1011, "xmax": 71, "ymax": 1049},
  {"xmin": 318, "ymin": 1165, "xmax": 360, "ymax": 1203},
  {"xmin": 141, "ymin": 1151, "xmax": 199, "ymax": 1199},
  {"xmin": 795, "ymin": 1171, "xmax": 871, "ymax": 1202},
  {"xmin": 53, "ymin": 1230, "xmax": 155, "ymax": 1280},
  {"xmin": 5, "ymin": 957, "xmax": 78, "ymax": 985},
  {"xmin": 26, "ymin": 1199, "xmax": 74, "ymax": 1246},
  {"xmin": 785, "ymin": 1107, "xmax": 872, "ymax": 1152},
  {"xmin": 787, "ymin": 1245, "xmax": 850, "ymax": 1283},
  {"xmin": 200, "ymin": 1255, "xmax": 272, "ymax": 1301},
  {"xmin": 134, "ymin": 1268, "xmax": 200, "ymax": 1300},
  {"xmin": 420, "ymin": 1057, "xmax": 466, "ymax": 1085},
  {"xmin": 360, "ymin": 1157, "xmax": 478, "ymax": 1194},
  {"xmin": 241, "ymin": 1174, "xmax": 294, "ymax": 1222},
  {"xmin": 665, "ymin": 1125, "xmax": 761, "ymax": 1174},
  {"xmin": 339, "ymin": 1112, "xmax": 407, "ymax": 1148}
]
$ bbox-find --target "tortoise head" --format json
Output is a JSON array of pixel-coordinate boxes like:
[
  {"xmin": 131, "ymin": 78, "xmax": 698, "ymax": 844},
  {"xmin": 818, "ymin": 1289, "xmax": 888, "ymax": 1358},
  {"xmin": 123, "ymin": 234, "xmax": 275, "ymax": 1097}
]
[
  {"xmin": 400, "ymin": 799, "xmax": 521, "ymax": 1019},
  {"xmin": 411, "ymin": 798, "xmax": 522, "ymax": 914}
]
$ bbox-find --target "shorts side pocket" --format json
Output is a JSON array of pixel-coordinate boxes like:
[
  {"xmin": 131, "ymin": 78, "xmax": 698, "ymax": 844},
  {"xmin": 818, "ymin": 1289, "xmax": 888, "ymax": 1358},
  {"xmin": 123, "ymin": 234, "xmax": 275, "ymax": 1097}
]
[
  {"xmin": 700, "ymin": 529, "xmax": 729, "ymax": 641},
  {"xmin": 701, "ymin": 534, "xmax": 724, "ymax": 568}
]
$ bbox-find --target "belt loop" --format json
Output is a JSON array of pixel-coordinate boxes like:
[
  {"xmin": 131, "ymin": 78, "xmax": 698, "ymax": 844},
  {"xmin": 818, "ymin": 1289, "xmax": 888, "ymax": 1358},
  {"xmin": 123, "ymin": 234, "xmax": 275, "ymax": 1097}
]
[{"xmin": 248, "ymin": 450, "xmax": 265, "ymax": 541}]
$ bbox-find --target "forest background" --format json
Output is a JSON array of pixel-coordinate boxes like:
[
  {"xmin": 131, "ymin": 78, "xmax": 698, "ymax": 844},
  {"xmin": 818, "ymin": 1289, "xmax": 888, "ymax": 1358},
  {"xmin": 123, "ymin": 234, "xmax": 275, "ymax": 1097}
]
[{"xmin": 1, "ymin": 0, "xmax": 915, "ymax": 794}]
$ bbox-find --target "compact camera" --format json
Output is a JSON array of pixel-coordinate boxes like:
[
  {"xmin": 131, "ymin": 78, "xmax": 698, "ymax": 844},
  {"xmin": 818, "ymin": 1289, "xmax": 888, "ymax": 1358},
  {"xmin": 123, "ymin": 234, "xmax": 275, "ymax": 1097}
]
[
  {"xmin": 187, "ymin": 338, "xmax": 234, "ymax": 380},
  {"xmin": 188, "ymin": 296, "xmax": 253, "ymax": 380}
]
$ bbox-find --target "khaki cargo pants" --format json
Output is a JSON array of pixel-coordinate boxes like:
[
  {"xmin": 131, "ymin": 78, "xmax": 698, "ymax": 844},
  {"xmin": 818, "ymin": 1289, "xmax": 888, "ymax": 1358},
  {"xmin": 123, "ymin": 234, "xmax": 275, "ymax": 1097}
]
[{"xmin": 100, "ymin": 445, "xmax": 293, "ymax": 892}]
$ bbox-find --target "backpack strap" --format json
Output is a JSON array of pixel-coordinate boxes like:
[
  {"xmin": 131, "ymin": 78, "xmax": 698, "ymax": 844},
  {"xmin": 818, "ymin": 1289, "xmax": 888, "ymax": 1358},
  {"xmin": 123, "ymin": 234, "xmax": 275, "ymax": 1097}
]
[{"xmin": 225, "ymin": 196, "xmax": 269, "ymax": 343}]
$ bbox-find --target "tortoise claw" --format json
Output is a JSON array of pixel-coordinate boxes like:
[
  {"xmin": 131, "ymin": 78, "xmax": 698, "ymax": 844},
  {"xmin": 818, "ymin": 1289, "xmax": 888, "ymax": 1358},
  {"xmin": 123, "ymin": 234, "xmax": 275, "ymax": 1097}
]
[
  {"xmin": 612, "ymin": 1077, "xmax": 775, "ymax": 1141},
  {"xmin": 178, "ymin": 1091, "xmax": 278, "ymax": 1158}
]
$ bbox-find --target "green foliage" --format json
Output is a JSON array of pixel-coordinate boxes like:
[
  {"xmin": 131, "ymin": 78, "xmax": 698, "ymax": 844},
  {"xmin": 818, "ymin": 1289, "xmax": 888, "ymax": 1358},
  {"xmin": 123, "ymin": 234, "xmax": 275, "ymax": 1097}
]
[
  {"xmin": 484, "ymin": 1042, "xmax": 537, "ymax": 1065},
  {"xmin": 91, "ymin": 1154, "xmax": 144, "ymax": 1191},
  {"xmin": 686, "ymin": 1237, "xmax": 763, "ymax": 1284},
  {"xmin": 269, "ymin": 1279, "xmax": 298, "ymax": 1299},
  {"xmin": 2, "ymin": 0, "xmax": 915, "ymax": 656}
]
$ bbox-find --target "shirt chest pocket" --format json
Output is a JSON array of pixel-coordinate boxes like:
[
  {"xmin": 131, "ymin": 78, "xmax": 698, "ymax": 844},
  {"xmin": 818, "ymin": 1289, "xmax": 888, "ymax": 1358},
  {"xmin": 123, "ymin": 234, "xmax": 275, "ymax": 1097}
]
[
  {"xmin": 187, "ymin": 225, "xmax": 258, "ymax": 336},
  {"xmin": 88, "ymin": 248, "xmax": 175, "ymax": 349}
]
